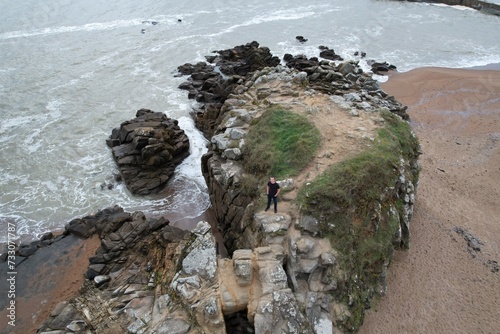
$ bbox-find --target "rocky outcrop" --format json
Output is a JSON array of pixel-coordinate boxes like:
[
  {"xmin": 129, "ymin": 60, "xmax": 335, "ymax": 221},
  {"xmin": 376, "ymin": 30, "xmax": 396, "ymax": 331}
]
[
  {"xmin": 395, "ymin": 0, "xmax": 500, "ymax": 16},
  {"xmin": 14, "ymin": 42, "xmax": 421, "ymax": 334},
  {"xmin": 178, "ymin": 43, "xmax": 410, "ymax": 255},
  {"xmin": 175, "ymin": 43, "xmax": 420, "ymax": 333},
  {"xmin": 37, "ymin": 207, "xmax": 227, "ymax": 334},
  {"xmin": 282, "ymin": 54, "xmax": 404, "ymax": 117},
  {"xmin": 106, "ymin": 108, "xmax": 190, "ymax": 195},
  {"xmin": 177, "ymin": 41, "xmax": 281, "ymax": 136}
]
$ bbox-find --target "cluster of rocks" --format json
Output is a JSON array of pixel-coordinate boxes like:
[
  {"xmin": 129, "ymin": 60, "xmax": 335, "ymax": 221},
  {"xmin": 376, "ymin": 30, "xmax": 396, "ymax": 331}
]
[
  {"xmin": 281, "ymin": 53, "xmax": 405, "ymax": 118},
  {"xmin": 176, "ymin": 41, "xmax": 281, "ymax": 137},
  {"xmin": 65, "ymin": 206, "xmax": 174, "ymax": 279},
  {"xmin": 106, "ymin": 108, "xmax": 190, "ymax": 195},
  {"xmin": 27, "ymin": 204, "xmax": 347, "ymax": 333},
  {"xmin": 453, "ymin": 226, "xmax": 499, "ymax": 273},
  {"xmin": 395, "ymin": 0, "xmax": 500, "ymax": 16},
  {"xmin": 178, "ymin": 42, "xmax": 407, "ymax": 140},
  {"xmin": 37, "ymin": 206, "xmax": 202, "ymax": 333},
  {"xmin": 0, "ymin": 230, "xmax": 65, "ymax": 266},
  {"xmin": 30, "ymin": 205, "xmax": 355, "ymax": 333}
]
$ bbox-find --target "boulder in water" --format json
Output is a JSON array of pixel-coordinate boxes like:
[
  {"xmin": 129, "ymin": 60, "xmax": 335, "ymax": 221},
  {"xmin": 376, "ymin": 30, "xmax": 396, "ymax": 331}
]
[{"xmin": 106, "ymin": 108, "xmax": 190, "ymax": 195}]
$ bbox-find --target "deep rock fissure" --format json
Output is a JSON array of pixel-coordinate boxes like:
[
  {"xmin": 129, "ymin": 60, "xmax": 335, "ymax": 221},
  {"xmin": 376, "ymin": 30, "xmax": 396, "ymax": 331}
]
[{"xmin": 224, "ymin": 309, "xmax": 255, "ymax": 334}]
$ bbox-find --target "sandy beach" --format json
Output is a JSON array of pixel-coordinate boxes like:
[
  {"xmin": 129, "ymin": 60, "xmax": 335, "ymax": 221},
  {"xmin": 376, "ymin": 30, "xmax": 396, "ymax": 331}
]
[{"xmin": 359, "ymin": 67, "xmax": 500, "ymax": 334}]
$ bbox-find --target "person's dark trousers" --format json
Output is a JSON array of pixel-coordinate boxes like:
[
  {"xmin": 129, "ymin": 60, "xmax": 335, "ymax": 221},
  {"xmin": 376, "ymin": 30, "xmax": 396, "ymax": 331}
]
[{"xmin": 266, "ymin": 195, "xmax": 277, "ymax": 212}]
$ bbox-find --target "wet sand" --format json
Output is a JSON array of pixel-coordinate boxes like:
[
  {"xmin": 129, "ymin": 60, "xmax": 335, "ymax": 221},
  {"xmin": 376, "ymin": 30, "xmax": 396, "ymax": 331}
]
[
  {"xmin": 359, "ymin": 67, "xmax": 500, "ymax": 333},
  {"xmin": 0, "ymin": 234, "xmax": 101, "ymax": 334}
]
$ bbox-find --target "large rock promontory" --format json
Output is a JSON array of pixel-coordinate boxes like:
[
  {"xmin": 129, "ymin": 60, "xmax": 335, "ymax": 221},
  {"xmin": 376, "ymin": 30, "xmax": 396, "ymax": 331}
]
[{"xmin": 175, "ymin": 41, "xmax": 420, "ymax": 332}]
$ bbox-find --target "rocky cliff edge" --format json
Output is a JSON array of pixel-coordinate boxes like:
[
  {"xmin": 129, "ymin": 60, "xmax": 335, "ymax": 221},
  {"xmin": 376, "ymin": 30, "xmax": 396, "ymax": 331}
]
[{"xmin": 4, "ymin": 42, "xmax": 420, "ymax": 334}]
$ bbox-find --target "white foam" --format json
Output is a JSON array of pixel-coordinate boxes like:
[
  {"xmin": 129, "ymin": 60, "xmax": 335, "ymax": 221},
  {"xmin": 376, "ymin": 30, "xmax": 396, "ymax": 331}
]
[
  {"xmin": 175, "ymin": 116, "xmax": 209, "ymax": 185},
  {"xmin": 432, "ymin": 4, "xmax": 477, "ymax": 12},
  {"xmin": 0, "ymin": 19, "xmax": 145, "ymax": 40},
  {"xmin": 206, "ymin": 8, "xmax": 317, "ymax": 38}
]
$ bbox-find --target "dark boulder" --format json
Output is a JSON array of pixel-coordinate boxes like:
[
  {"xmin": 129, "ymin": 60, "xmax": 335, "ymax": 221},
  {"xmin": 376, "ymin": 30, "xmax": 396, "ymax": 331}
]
[
  {"xmin": 106, "ymin": 109, "xmax": 190, "ymax": 195},
  {"xmin": 296, "ymin": 35, "xmax": 308, "ymax": 43},
  {"xmin": 211, "ymin": 41, "xmax": 281, "ymax": 76},
  {"xmin": 283, "ymin": 54, "xmax": 320, "ymax": 74},
  {"xmin": 367, "ymin": 60, "xmax": 397, "ymax": 74},
  {"xmin": 319, "ymin": 45, "xmax": 343, "ymax": 61}
]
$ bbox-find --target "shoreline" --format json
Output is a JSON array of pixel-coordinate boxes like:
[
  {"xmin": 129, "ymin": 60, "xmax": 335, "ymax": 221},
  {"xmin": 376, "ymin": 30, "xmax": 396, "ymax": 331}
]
[
  {"xmin": 3, "ymin": 63, "xmax": 499, "ymax": 251},
  {"xmin": 360, "ymin": 66, "xmax": 500, "ymax": 333},
  {"xmin": 465, "ymin": 62, "xmax": 500, "ymax": 70},
  {"xmin": 1, "ymin": 65, "xmax": 499, "ymax": 333}
]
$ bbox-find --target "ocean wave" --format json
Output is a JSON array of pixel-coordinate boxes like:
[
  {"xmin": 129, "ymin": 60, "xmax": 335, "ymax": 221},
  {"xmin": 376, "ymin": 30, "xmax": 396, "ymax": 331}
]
[
  {"xmin": 432, "ymin": 4, "xmax": 477, "ymax": 12},
  {"xmin": 0, "ymin": 18, "xmax": 152, "ymax": 40}
]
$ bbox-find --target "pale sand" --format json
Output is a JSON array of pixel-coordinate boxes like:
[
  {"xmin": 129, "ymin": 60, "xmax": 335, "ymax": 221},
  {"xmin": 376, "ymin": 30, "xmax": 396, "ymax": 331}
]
[{"xmin": 359, "ymin": 67, "xmax": 500, "ymax": 334}]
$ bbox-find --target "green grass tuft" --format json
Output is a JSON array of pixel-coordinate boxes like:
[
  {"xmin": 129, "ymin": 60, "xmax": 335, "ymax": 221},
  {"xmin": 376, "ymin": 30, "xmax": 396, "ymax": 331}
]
[
  {"xmin": 243, "ymin": 106, "xmax": 321, "ymax": 179},
  {"xmin": 298, "ymin": 110, "xmax": 420, "ymax": 331}
]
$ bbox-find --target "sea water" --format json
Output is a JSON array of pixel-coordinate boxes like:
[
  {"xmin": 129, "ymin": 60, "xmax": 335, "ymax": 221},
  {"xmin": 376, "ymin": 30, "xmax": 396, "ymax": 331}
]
[{"xmin": 1, "ymin": 0, "xmax": 499, "ymax": 245}]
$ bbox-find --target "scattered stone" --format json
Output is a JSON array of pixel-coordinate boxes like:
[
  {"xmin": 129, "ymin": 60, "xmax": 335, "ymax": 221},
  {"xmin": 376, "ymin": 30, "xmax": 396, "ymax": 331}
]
[
  {"xmin": 318, "ymin": 45, "xmax": 343, "ymax": 61},
  {"xmin": 454, "ymin": 226, "xmax": 483, "ymax": 252},
  {"xmin": 296, "ymin": 35, "xmax": 308, "ymax": 43},
  {"xmin": 94, "ymin": 275, "xmax": 111, "ymax": 288}
]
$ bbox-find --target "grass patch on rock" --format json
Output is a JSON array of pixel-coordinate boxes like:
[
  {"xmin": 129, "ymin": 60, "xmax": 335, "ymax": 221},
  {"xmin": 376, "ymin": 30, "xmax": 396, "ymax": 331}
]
[
  {"xmin": 298, "ymin": 110, "xmax": 420, "ymax": 331},
  {"xmin": 242, "ymin": 106, "xmax": 321, "ymax": 179},
  {"xmin": 298, "ymin": 110, "xmax": 419, "ymax": 243}
]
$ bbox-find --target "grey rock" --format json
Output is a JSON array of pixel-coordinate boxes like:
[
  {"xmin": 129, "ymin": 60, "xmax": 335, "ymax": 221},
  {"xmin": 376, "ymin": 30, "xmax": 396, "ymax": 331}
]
[
  {"xmin": 344, "ymin": 92, "xmax": 362, "ymax": 102},
  {"xmin": 320, "ymin": 252, "xmax": 336, "ymax": 266},
  {"xmin": 233, "ymin": 258, "xmax": 252, "ymax": 286},
  {"xmin": 298, "ymin": 215, "xmax": 321, "ymax": 236},
  {"xmin": 66, "ymin": 319, "xmax": 87, "ymax": 332},
  {"xmin": 227, "ymin": 127, "xmax": 246, "ymax": 140},
  {"xmin": 358, "ymin": 101, "xmax": 373, "ymax": 110},
  {"xmin": 94, "ymin": 275, "xmax": 111, "ymax": 288},
  {"xmin": 152, "ymin": 318, "xmax": 191, "ymax": 334},
  {"xmin": 181, "ymin": 222, "xmax": 217, "ymax": 280},
  {"xmin": 211, "ymin": 133, "xmax": 230, "ymax": 151},
  {"xmin": 224, "ymin": 148, "xmax": 242, "ymax": 160},
  {"xmin": 47, "ymin": 304, "xmax": 80, "ymax": 330}
]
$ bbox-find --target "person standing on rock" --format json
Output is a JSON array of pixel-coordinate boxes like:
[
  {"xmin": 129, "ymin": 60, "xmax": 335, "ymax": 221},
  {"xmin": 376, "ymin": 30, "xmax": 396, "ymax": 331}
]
[{"xmin": 265, "ymin": 177, "xmax": 280, "ymax": 213}]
